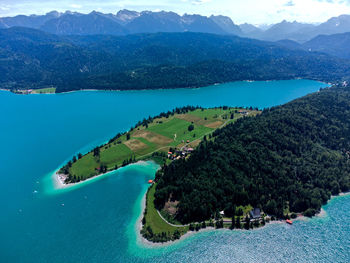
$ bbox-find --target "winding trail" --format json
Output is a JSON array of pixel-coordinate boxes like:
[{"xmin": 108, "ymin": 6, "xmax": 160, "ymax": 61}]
[{"xmin": 156, "ymin": 210, "xmax": 189, "ymax": 227}]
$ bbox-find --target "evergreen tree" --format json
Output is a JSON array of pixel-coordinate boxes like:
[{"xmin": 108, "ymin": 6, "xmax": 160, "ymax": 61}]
[{"xmin": 244, "ymin": 215, "xmax": 250, "ymax": 230}]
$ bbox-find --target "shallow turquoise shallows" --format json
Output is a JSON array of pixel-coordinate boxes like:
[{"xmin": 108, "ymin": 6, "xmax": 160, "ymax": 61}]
[{"xmin": 1, "ymin": 80, "xmax": 349, "ymax": 263}]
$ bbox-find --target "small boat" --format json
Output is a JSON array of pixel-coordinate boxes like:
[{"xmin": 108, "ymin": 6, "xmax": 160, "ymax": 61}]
[
  {"xmin": 61, "ymin": 203, "xmax": 65, "ymax": 207},
  {"xmin": 148, "ymin": 180, "xmax": 154, "ymax": 184},
  {"xmin": 286, "ymin": 219, "xmax": 293, "ymax": 225}
]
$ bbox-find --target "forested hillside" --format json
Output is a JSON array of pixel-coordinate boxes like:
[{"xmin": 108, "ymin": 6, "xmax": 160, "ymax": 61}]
[
  {"xmin": 1, "ymin": 27, "xmax": 350, "ymax": 92},
  {"xmin": 154, "ymin": 87, "xmax": 350, "ymax": 223},
  {"xmin": 304, "ymin": 32, "xmax": 350, "ymax": 59}
]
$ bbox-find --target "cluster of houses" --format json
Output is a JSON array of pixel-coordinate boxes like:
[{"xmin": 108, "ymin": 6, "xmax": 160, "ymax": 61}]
[
  {"xmin": 238, "ymin": 109, "xmax": 249, "ymax": 116},
  {"xmin": 168, "ymin": 147, "xmax": 194, "ymax": 160},
  {"xmin": 220, "ymin": 207, "xmax": 294, "ymax": 225},
  {"xmin": 13, "ymin": 89, "xmax": 33, "ymax": 95}
]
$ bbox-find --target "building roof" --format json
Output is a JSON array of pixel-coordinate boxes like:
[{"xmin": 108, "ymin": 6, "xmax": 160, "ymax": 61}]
[{"xmin": 249, "ymin": 208, "xmax": 261, "ymax": 219}]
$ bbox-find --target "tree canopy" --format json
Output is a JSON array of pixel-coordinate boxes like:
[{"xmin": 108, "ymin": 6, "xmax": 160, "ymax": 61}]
[
  {"xmin": 154, "ymin": 87, "xmax": 350, "ymax": 223},
  {"xmin": 1, "ymin": 28, "xmax": 350, "ymax": 92}
]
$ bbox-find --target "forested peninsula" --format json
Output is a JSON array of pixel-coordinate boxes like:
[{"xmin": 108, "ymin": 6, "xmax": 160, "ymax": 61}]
[{"xmin": 143, "ymin": 86, "xmax": 350, "ymax": 242}]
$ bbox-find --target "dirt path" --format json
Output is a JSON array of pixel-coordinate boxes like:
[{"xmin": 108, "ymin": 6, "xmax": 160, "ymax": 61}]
[{"xmin": 156, "ymin": 210, "xmax": 189, "ymax": 227}]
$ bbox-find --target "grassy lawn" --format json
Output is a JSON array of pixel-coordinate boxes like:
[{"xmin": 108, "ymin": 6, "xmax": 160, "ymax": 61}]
[
  {"xmin": 69, "ymin": 143, "xmax": 133, "ymax": 178},
  {"xmin": 147, "ymin": 118, "xmax": 192, "ymax": 139},
  {"xmin": 148, "ymin": 117, "xmax": 213, "ymax": 146},
  {"xmin": 169, "ymin": 122, "xmax": 212, "ymax": 146},
  {"xmin": 190, "ymin": 108, "xmax": 234, "ymax": 121},
  {"xmin": 100, "ymin": 143, "xmax": 133, "ymax": 167},
  {"xmin": 70, "ymin": 152, "xmax": 98, "ymax": 179},
  {"xmin": 144, "ymin": 184, "xmax": 188, "ymax": 235},
  {"xmin": 32, "ymin": 87, "xmax": 56, "ymax": 94}
]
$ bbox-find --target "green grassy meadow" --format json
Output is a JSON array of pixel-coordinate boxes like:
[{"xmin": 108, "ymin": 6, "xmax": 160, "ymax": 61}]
[
  {"xmin": 32, "ymin": 87, "xmax": 56, "ymax": 94},
  {"xmin": 62, "ymin": 107, "xmax": 256, "ymax": 181}
]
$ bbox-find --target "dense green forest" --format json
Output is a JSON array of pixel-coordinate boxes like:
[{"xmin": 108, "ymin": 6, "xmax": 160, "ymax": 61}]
[
  {"xmin": 154, "ymin": 87, "xmax": 350, "ymax": 223},
  {"xmin": 1, "ymin": 27, "xmax": 350, "ymax": 92}
]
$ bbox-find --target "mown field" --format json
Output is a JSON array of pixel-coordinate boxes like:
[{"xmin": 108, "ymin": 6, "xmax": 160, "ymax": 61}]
[
  {"xmin": 62, "ymin": 107, "xmax": 257, "ymax": 181},
  {"xmin": 31, "ymin": 87, "xmax": 56, "ymax": 94}
]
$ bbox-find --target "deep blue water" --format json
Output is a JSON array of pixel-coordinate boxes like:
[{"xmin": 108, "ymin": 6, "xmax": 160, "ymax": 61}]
[{"xmin": 1, "ymin": 80, "xmax": 349, "ymax": 263}]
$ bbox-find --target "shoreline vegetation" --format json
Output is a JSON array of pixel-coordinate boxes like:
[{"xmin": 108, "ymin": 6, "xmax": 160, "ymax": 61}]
[
  {"xmin": 8, "ymin": 79, "xmax": 328, "ymax": 96},
  {"xmin": 144, "ymin": 86, "xmax": 350, "ymax": 243},
  {"xmin": 138, "ymin": 192, "xmax": 350, "ymax": 247},
  {"xmin": 139, "ymin": 181, "xmax": 311, "ymax": 244},
  {"xmin": 53, "ymin": 160, "xmax": 154, "ymax": 190},
  {"xmin": 56, "ymin": 106, "xmax": 260, "ymax": 185}
]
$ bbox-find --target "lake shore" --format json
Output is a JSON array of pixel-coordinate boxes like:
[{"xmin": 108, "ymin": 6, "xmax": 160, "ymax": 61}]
[
  {"xmin": 53, "ymin": 170, "xmax": 113, "ymax": 189},
  {"xmin": 1, "ymin": 78, "xmax": 330, "ymax": 96},
  {"xmin": 53, "ymin": 160, "xmax": 157, "ymax": 190},
  {"xmin": 136, "ymin": 188, "xmax": 349, "ymax": 247}
]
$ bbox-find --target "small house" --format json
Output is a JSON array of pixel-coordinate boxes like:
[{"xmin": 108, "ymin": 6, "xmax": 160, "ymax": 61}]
[{"xmin": 249, "ymin": 208, "xmax": 261, "ymax": 219}]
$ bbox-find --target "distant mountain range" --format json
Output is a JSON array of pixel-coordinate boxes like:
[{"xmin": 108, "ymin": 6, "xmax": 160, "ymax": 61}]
[
  {"xmin": 0, "ymin": 10, "xmax": 242, "ymax": 36},
  {"xmin": 2, "ymin": 10, "xmax": 350, "ymax": 42},
  {"xmin": 246, "ymin": 15, "xmax": 350, "ymax": 43},
  {"xmin": 1, "ymin": 27, "xmax": 349, "ymax": 93}
]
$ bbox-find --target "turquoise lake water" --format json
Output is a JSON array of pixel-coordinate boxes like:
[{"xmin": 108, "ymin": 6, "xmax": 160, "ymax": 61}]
[{"xmin": 1, "ymin": 80, "xmax": 349, "ymax": 262}]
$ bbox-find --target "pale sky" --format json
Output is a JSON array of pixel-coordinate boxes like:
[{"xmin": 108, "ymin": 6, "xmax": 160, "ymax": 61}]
[{"xmin": 1, "ymin": 0, "xmax": 350, "ymax": 24}]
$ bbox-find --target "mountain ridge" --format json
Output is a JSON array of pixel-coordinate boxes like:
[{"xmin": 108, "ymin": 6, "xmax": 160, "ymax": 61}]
[
  {"xmin": 1, "ymin": 27, "xmax": 349, "ymax": 93},
  {"xmin": 2, "ymin": 10, "xmax": 350, "ymax": 42},
  {"xmin": 0, "ymin": 10, "xmax": 242, "ymax": 36}
]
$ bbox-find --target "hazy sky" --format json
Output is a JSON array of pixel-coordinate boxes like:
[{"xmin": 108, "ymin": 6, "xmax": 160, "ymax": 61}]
[{"xmin": 1, "ymin": 0, "xmax": 350, "ymax": 24}]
